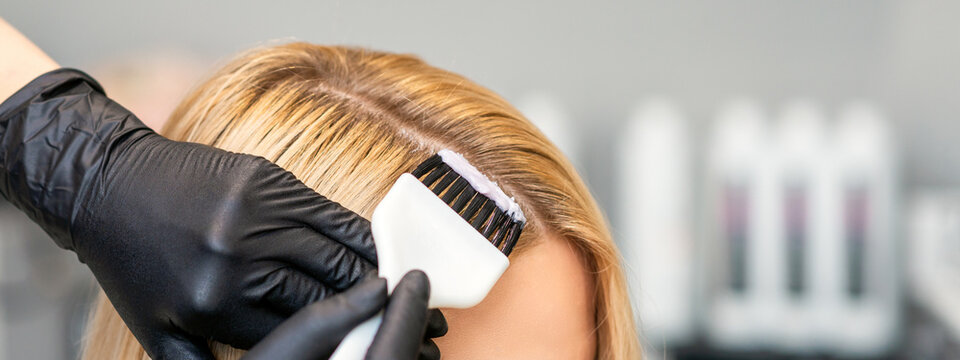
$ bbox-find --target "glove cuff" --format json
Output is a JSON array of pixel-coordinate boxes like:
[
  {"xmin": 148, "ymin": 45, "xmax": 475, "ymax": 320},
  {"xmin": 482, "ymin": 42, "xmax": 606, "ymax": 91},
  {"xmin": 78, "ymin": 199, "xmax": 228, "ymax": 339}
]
[{"xmin": 0, "ymin": 68, "xmax": 155, "ymax": 251}]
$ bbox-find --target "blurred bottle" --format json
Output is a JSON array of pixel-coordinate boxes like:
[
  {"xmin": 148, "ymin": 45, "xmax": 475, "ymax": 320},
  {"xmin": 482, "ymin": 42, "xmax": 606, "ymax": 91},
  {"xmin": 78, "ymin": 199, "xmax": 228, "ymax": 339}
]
[
  {"xmin": 828, "ymin": 103, "xmax": 900, "ymax": 357},
  {"xmin": 773, "ymin": 100, "xmax": 827, "ymax": 352},
  {"xmin": 705, "ymin": 99, "xmax": 772, "ymax": 350},
  {"xmin": 619, "ymin": 98, "xmax": 693, "ymax": 350}
]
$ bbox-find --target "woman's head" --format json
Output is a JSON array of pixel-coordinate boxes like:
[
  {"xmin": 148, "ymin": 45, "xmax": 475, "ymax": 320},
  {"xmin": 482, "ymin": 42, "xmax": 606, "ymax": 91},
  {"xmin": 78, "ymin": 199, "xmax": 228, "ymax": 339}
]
[{"xmin": 84, "ymin": 43, "xmax": 639, "ymax": 359}]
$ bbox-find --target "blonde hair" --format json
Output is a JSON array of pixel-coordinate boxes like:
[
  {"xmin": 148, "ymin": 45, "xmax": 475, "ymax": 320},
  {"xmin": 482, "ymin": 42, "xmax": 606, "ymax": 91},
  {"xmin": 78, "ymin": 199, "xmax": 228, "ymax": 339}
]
[{"xmin": 82, "ymin": 43, "xmax": 640, "ymax": 359}]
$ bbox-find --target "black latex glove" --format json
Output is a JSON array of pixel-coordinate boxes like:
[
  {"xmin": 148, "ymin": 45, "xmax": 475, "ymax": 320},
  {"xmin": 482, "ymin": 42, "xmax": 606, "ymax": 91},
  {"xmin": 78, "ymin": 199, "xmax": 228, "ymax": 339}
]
[
  {"xmin": 0, "ymin": 69, "xmax": 378, "ymax": 359},
  {"xmin": 244, "ymin": 270, "xmax": 446, "ymax": 360}
]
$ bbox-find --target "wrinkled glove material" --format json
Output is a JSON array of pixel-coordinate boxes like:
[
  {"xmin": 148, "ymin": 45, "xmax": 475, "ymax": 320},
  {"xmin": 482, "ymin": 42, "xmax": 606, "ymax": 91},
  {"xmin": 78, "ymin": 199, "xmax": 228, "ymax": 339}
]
[{"xmin": 0, "ymin": 68, "xmax": 147, "ymax": 249}]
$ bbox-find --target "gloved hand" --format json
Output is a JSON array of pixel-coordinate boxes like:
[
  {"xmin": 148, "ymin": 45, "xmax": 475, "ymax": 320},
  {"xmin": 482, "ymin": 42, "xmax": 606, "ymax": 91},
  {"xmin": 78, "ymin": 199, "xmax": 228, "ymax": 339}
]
[
  {"xmin": 0, "ymin": 69, "xmax": 378, "ymax": 359},
  {"xmin": 244, "ymin": 270, "xmax": 446, "ymax": 360}
]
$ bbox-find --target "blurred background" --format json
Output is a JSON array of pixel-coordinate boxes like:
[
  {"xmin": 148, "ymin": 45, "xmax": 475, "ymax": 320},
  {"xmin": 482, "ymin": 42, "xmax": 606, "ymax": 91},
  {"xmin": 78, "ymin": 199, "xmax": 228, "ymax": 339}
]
[{"xmin": 3, "ymin": 1, "xmax": 960, "ymax": 359}]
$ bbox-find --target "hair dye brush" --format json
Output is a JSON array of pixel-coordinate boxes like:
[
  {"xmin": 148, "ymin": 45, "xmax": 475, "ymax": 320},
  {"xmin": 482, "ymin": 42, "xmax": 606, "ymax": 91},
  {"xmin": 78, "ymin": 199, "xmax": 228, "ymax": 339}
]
[{"xmin": 330, "ymin": 149, "xmax": 527, "ymax": 359}]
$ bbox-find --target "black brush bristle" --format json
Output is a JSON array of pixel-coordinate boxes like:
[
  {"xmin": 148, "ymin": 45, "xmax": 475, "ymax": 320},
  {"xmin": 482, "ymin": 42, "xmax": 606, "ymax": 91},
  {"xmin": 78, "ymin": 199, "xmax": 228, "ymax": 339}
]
[
  {"xmin": 441, "ymin": 177, "xmax": 469, "ymax": 204},
  {"xmin": 461, "ymin": 194, "xmax": 487, "ymax": 221},
  {"xmin": 501, "ymin": 222, "xmax": 524, "ymax": 255},
  {"xmin": 411, "ymin": 153, "xmax": 526, "ymax": 256},
  {"xmin": 449, "ymin": 182, "xmax": 476, "ymax": 213},
  {"xmin": 421, "ymin": 163, "xmax": 449, "ymax": 187},
  {"xmin": 481, "ymin": 208, "xmax": 506, "ymax": 239},
  {"xmin": 431, "ymin": 170, "xmax": 458, "ymax": 196},
  {"xmin": 470, "ymin": 202, "xmax": 496, "ymax": 231},
  {"xmin": 411, "ymin": 154, "xmax": 443, "ymax": 178}
]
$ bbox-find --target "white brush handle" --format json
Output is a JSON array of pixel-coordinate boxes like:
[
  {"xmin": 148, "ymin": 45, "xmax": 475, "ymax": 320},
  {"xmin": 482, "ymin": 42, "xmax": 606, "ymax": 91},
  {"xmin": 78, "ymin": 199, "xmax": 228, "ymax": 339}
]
[{"xmin": 329, "ymin": 174, "xmax": 510, "ymax": 359}]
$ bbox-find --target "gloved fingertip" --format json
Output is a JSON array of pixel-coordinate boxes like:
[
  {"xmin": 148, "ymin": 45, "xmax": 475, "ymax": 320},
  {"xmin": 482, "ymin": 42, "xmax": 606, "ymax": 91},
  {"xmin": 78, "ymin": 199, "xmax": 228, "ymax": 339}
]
[
  {"xmin": 426, "ymin": 309, "xmax": 448, "ymax": 338},
  {"xmin": 395, "ymin": 270, "xmax": 430, "ymax": 299},
  {"xmin": 419, "ymin": 340, "xmax": 441, "ymax": 360}
]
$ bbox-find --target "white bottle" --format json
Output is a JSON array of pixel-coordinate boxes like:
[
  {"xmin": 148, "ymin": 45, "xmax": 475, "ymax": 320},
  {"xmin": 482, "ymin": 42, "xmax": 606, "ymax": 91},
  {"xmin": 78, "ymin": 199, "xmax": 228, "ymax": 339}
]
[
  {"xmin": 705, "ymin": 99, "xmax": 771, "ymax": 350},
  {"xmin": 772, "ymin": 101, "xmax": 827, "ymax": 352},
  {"xmin": 619, "ymin": 98, "xmax": 693, "ymax": 349},
  {"xmin": 829, "ymin": 103, "xmax": 899, "ymax": 357}
]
